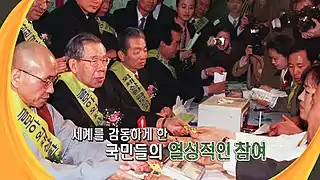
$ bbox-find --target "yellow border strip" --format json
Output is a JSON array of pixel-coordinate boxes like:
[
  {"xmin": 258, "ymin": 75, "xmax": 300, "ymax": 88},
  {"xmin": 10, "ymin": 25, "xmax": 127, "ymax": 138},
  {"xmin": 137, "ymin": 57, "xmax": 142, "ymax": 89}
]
[{"xmin": 0, "ymin": 0, "xmax": 52, "ymax": 179}]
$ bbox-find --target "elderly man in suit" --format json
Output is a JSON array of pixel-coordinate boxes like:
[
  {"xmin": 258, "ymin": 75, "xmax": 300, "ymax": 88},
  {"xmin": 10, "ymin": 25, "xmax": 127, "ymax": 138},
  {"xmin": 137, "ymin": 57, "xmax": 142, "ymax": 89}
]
[{"xmin": 11, "ymin": 41, "xmax": 152, "ymax": 180}]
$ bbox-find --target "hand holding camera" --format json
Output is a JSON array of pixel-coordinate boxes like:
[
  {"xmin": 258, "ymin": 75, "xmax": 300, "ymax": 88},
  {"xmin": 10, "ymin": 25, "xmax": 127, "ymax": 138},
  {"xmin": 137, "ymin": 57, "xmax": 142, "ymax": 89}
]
[
  {"xmin": 301, "ymin": 18, "xmax": 320, "ymax": 38},
  {"xmin": 207, "ymin": 36, "xmax": 225, "ymax": 47},
  {"xmin": 245, "ymin": 45, "xmax": 253, "ymax": 57},
  {"xmin": 240, "ymin": 13, "xmax": 250, "ymax": 30}
]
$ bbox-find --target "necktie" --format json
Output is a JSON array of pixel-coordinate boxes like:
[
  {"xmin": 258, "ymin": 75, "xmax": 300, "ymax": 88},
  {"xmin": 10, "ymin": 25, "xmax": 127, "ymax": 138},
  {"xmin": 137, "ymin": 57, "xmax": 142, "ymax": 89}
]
[
  {"xmin": 232, "ymin": 19, "xmax": 237, "ymax": 27},
  {"xmin": 37, "ymin": 105, "xmax": 55, "ymax": 134},
  {"xmin": 139, "ymin": 17, "xmax": 146, "ymax": 30}
]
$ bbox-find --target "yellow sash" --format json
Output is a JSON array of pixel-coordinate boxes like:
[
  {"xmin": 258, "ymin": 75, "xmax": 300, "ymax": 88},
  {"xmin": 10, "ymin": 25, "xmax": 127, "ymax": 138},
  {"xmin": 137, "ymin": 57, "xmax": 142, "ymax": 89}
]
[
  {"xmin": 21, "ymin": 19, "xmax": 46, "ymax": 47},
  {"xmin": 59, "ymin": 72, "xmax": 110, "ymax": 126},
  {"xmin": 287, "ymin": 82, "xmax": 299, "ymax": 111},
  {"xmin": 96, "ymin": 17, "xmax": 117, "ymax": 37},
  {"xmin": 110, "ymin": 61, "xmax": 151, "ymax": 112},
  {"xmin": 11, "ymin": 91, "xmax": 62, "ymax": 158},
  {"xmin": 148, "ymin": 49, "xmax": 177, "ymax": 79}
]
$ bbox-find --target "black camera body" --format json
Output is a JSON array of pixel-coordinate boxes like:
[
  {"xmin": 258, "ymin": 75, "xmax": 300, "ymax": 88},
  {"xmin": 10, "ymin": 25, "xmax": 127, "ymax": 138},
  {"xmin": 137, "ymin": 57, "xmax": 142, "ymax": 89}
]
[
  {"xmin": 278, "ymin": 6, "xmax": 320, "ymax": 32},
  {"xmin": 247, "ymin": 14, "xmax": 266, "ymax": 56}
]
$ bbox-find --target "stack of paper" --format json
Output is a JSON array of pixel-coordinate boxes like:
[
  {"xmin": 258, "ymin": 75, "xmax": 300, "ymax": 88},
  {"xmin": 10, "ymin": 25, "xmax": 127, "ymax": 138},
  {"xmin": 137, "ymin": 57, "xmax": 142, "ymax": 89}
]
[{"xmin": 213, "ymin": 72, "xmax": 227, "ymax": 97}]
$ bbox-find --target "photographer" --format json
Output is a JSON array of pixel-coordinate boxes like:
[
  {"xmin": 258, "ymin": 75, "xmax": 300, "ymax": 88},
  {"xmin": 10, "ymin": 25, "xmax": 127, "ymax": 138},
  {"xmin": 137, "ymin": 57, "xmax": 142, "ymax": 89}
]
[
  {"xmin": 232, "ymin": 44, "xmax": 264, "ymax": 87},
  {"xmin": 273, "ymin": 0, "xmax": 320, "ymax": 61},
  {"xmin": 195, "ymin": 28, "xmax": 246, "ymax": 82}
]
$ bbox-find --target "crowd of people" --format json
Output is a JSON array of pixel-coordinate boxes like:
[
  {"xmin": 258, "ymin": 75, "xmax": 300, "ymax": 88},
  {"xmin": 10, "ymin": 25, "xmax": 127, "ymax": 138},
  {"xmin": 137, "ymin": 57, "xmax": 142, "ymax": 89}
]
[{"xmin": 13, "ymin": 0, "xmax": 320, "ymax": 179}]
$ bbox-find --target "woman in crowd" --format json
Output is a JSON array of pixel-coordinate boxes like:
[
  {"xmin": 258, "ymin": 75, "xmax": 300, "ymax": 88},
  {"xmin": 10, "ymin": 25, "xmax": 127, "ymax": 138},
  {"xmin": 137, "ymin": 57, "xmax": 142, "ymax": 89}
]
[{"xmin": 174, "ymin": 0, "xmax": 196, "ymax": 65}]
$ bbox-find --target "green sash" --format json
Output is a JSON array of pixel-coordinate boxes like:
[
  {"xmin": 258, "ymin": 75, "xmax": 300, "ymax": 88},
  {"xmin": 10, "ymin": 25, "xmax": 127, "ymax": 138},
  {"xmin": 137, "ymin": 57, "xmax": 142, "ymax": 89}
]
[
  {"xmin": 58, "ymin": 72, "xmax": 109, "ymax": 126},
  {"xmin": 21, "ymin": 19, "xmax": 46, "ymax": 47},
  {"xmin": 287, "ymin": 82, "xmax": 299, "ymax": 111},
  {"xmin": 12, "ymin": 91, "xmax": 62, "ymax": 158},
  {"xmin": 96, "ymin": 17, "xmax": 117, "ymax": 37},
  {"xmin": 110, "ymin": 61, "xmax": 151, "ymax": 112},
  {"xmin": 148, "ymin": 49, "xmax": 177, "ymax": 79}
]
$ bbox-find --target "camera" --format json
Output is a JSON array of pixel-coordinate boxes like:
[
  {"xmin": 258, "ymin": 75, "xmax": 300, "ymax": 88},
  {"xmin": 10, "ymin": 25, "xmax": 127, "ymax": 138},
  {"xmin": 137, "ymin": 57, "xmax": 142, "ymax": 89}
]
[
  {"xmin": 207, "ymin": 37, "xmax": 225, "ymax": 46},
  {"xmin": 214, "ymin": 37, "xmax": 225, "ymax": 46},
  {"xmin": 274, "ymin": 6, "xmax": 320, "ymax": 32},
  {"xmin": 248, "ymin": 21, "xmax": 266, "ymax": 56}
]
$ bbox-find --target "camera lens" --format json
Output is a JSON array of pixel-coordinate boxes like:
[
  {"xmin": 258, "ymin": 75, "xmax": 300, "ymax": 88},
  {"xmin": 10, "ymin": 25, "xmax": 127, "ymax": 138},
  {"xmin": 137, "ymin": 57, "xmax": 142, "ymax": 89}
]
[{"xmin": 298, "ymin": 16, "xmax": 315, "ymax": 32}]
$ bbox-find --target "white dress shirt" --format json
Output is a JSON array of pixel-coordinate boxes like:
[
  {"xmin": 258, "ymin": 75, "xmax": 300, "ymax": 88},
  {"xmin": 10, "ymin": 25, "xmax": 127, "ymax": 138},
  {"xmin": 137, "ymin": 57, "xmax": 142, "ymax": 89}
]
[
  {"xmin": 223, "ymin": 132, "xmax": 307, "ymax": 177},
  {"xmin": 137, "ymin": 7, "xmax": 149, "ymax": 29}
]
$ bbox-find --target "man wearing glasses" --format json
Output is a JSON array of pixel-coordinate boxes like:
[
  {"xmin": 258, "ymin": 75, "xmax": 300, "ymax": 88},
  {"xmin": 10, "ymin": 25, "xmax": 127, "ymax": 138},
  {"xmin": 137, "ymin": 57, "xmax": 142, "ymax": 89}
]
[
  {"xmin": 49, "ymin": 33, "xmax": 114, "ymax": 134},
  {"xmin": 11, "ymin": 41, "xmax": 152, "ymax": 179}
]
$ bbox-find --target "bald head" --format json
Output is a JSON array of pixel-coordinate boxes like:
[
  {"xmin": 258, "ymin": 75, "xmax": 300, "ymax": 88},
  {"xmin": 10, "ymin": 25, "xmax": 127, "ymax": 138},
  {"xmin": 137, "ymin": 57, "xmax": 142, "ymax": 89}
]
[
  {"xmin": 11, "ymin": 42, "xmax": 57, "ymax": 107},
  {"xmin": 13, "ymin": 41, "xmax": 56, "ymax": 73}
]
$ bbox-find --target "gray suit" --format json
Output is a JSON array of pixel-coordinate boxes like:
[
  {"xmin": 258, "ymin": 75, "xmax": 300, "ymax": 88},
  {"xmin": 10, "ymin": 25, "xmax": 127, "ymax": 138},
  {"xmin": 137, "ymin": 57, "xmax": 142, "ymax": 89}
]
[{"xmin": 23, "ymin": 103, "xmax": 120, "ymax": 180}]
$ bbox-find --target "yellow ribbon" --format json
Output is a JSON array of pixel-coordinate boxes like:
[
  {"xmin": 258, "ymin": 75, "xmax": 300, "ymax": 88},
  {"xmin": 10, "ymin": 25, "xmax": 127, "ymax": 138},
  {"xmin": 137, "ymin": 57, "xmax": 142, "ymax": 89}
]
[
  {"xmin": 11, "ymin": 90, "xmax": 62, "ymax": 158},
  {"xmin": 148, "ymin": 49, "xmax": 177, "ymax": 79},
  {"xmin": 96, "ymin": 17, "xmax": 117, "ymax": 37},
  {"xmin": 287, "ymin": 82, "xmax": 299, "ymax": 111},
  {"xmin": 20, "ymin": 19, "xmax": 46, "ymax": 47},
  {"xmin": 110, "ymin": 61, "xmax": 151, "ymax": 112},
  {"xmin": 58, "ymin": 72, "xmax": 109, "ymax": 126}
]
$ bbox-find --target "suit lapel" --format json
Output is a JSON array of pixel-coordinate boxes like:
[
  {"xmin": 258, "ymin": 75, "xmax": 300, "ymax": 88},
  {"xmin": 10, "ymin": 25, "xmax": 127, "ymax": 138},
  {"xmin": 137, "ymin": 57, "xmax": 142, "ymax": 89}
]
[{"xmin": 138, "ymin": 68, "xmax": 150, "ymax": 90}]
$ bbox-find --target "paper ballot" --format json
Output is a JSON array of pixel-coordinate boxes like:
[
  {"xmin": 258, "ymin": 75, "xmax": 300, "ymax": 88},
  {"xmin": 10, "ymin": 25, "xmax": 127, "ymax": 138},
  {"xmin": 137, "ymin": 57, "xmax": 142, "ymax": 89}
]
[
  {"xmin": 183, "ymin": 33, "xmax": 201, "ymax": 51},
  {"xmin": 173, "ymin": 96, "xmax": 196, "ymax": 123},
  {"xmin": 253, "ymin": 124, "xmax": 270, "ymax": 135},
  {"xmin": 213, "ymin": 72, "xmax": 227, "ymax": 97}
]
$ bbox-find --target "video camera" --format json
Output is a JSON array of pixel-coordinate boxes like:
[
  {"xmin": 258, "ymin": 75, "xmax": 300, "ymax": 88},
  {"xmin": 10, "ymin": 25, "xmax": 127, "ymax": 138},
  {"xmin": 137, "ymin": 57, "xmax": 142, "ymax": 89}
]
[
  {"xmin": 273, "ymin": 6, "xmax": 320, "ymax": 32},
  {"xmin": 246, "ymin": 14, "xmax": 267, "ymax": 56}
]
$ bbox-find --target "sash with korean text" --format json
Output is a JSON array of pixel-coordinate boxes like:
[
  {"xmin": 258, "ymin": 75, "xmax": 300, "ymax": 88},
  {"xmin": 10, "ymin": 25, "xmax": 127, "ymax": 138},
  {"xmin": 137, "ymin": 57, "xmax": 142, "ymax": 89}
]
[
  {"xmin": 58, "ymin": 72, "xmax": 108, "ymax": 126},
  {"xmin": 110, "ymin": 61, "xmax": 151, "ymax": 112},
  {"xmin": 148, "ymin": 49, "xmax": 177, "ymax": 79},
  {"xmin": 96, "ymin": 17, "xmax": 118, "ymax": 37},
  {"xmin": 11, "ymin": 91, "xmax": 62, "ymax": 158},
  {"xmin": 21, "ymin": 19, "xmax": 46, "ymax": 47}
]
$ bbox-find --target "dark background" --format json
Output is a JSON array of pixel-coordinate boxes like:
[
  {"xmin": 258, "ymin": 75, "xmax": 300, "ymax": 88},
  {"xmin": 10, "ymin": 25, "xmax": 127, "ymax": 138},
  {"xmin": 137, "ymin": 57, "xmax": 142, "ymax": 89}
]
[{"xmin": 0, "ymin": 0, "xmax": 318, "ymax": 179}]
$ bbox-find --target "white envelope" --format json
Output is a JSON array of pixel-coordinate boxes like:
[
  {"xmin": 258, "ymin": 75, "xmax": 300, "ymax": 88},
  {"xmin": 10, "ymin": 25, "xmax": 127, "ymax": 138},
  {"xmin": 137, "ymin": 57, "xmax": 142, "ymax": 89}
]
[{"xmin": 213, "ymin": 72, "xmax": 227, "ymax": 83}]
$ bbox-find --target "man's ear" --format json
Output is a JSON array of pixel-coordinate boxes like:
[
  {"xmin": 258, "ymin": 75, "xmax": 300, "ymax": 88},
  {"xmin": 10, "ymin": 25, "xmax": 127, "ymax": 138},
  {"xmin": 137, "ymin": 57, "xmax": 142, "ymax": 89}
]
[
  {"xmin": 68, "ymin": 59, "xmax": 78, "ymax": 73},
  {"xmin": 118, "ymin": 50, "xmax": 126, "ymax": 62},
  {"xmin": 11, "ymin": 69, "xmax": 22, "ymax": 89}
]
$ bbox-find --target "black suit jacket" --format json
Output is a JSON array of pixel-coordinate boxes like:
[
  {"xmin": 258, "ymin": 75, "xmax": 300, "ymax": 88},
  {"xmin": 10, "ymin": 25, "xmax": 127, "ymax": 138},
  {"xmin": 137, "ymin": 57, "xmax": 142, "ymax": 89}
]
[
  {"xmin": 215, "ymin": 15, "xmax": 249, "ymax": 43},
  {"xmin": 191, "ymin": 18, "xmax": 219, "ymax": 53},
  {"xmin": 95, "ymin": 63, "xmax": 159, "ymax": 128},
  {"xmin": 49, "ymin": 80, "xmax": 127, "ymax": 143},
  {"xmin": 39, "ymin": 0, "xmax": 102, "ymax": 58},
  {"xmin": 236, "ymin": 158, "xmax": 295, "ymax": 180},
  {"xmin": 156, "ymin": 3, "xmax": 176, "ymax": 29},
  {"xmin": 195, "ymin": 41, "xmax": 246, "ymax": 82},
  {"xmin": 113, "ymin": 6, "xmax": 158, "ymax": 49},
  {"xmin": 146, "ymin": 57, "xmax": 180, "ymax": 109},
  {"xmin": 99, "ymin": 13, "xmax": 119, "ymax": 50}
]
